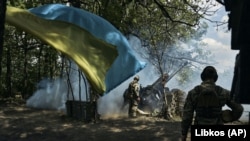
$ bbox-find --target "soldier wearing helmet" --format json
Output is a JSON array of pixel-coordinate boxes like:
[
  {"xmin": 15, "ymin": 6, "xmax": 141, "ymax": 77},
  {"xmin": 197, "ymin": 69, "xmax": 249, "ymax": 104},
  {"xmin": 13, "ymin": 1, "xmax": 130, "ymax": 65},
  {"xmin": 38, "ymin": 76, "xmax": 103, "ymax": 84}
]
[
  {"xmin": 181, "ymin": 66, "xmax": 243, "ymax": 141},
  {"xmin": 127, "ymin": 75, "xmax": 141, "ymax": 118}
]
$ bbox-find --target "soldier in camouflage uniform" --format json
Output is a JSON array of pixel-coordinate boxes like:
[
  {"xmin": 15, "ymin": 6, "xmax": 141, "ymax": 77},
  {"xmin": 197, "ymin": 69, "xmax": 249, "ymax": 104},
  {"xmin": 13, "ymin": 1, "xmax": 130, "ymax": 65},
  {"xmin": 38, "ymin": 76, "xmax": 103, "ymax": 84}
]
[
  {"xmin": 181, "ymin": 66, "xmax": 243, "ymax": 141},
  {"xmin": 127, "ymin": 75, "xmax": 141, "ymax": 118}
]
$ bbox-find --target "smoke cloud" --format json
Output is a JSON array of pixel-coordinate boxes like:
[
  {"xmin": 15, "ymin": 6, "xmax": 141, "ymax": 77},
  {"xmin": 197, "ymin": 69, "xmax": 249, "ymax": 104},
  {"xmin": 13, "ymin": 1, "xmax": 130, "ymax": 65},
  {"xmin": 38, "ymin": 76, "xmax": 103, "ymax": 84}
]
[{"xmin": 26, "ymin": 61, "xmax": 90, "ymax": 112}]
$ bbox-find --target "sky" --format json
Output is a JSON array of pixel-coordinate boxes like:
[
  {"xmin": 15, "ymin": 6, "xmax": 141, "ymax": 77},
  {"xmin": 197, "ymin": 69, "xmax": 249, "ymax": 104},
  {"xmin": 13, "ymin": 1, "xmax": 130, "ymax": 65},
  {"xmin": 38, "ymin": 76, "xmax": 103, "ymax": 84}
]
[
  {"xmin": 185, "ymin": 5, "xmax": 238, "ymax": 91},
  {"xmin": 203, "ymin": 7, "xmax": 238, "ymax": 76}
]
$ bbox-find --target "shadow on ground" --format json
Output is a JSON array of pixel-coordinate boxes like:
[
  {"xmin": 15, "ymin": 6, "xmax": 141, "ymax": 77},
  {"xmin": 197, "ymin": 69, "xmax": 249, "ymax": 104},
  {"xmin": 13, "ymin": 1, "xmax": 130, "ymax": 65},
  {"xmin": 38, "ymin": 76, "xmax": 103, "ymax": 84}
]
[{"xmin": 0, "ymin": 104, "xmax": 182, "ymax": 141}]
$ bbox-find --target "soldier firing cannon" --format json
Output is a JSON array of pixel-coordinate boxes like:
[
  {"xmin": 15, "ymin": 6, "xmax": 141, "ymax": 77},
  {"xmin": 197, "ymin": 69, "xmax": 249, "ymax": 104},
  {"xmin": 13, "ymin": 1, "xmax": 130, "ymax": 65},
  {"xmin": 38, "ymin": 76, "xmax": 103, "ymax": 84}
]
[{"xmin": 122, "ymin": 64, "xmax": 187, "ymax": 119}]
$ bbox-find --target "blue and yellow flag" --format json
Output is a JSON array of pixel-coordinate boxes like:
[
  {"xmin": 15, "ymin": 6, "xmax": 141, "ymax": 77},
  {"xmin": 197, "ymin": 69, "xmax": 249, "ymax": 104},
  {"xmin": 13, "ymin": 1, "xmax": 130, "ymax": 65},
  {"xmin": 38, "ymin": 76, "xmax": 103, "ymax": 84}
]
[
  {"xmin": 6, "ymin": 4, "xmax": 146, "ymax": 94},
  {"xmin": 6, "ymin": 6, "xmax": 118, "ymax": 94}
]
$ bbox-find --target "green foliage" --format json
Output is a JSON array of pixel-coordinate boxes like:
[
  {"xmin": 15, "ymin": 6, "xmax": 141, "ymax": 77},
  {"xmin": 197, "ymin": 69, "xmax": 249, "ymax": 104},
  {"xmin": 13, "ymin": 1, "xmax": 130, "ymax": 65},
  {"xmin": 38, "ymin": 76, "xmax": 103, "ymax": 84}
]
[
  {"xmin": 1, "ymin": 24, "xmax": 62, "ymax": 98},
  {"xmin": 1, "ymin": 0, "xmax": 218, "ymax": 98}
]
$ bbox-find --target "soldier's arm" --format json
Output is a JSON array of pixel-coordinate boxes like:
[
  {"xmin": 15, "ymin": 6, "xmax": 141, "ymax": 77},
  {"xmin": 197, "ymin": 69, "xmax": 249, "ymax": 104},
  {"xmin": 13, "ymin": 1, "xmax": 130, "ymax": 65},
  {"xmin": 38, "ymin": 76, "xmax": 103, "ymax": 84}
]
[
  {"xmin": 226, "ymin": 99, "xmax": 244, "ymax": 121},
  {"xmin": 223, "ymin": 89, "xmax": 244, "ymax": 121},
  {"xmin": 134, "ymin": 84, "xmax": 140, "ymax": 98}
]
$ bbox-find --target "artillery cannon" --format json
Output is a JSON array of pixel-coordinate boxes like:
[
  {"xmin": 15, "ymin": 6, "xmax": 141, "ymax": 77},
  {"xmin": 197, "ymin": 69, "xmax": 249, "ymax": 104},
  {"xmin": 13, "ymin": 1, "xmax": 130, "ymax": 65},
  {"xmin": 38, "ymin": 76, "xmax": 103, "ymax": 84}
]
[{"xmin": 122, "ymin": 64, "xmax": 187, "ymax": 119}]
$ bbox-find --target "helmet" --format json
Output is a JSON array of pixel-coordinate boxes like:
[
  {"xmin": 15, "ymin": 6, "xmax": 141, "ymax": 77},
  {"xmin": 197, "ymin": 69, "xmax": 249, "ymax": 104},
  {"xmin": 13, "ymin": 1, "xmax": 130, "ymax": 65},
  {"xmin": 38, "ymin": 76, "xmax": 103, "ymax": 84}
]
[
  {"xmin": 134, "ymin": 75, "xmax": 140, "ymax": 81},
  {"xmin": 200, "ymin": 66, "xmax": 218, "ymax": 82}
]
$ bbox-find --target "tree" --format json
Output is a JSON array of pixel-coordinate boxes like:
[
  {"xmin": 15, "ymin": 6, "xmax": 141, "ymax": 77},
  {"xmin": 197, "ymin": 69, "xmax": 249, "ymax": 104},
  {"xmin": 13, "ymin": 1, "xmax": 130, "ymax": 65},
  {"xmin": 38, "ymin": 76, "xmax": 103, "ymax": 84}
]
[
  {"xmin": 91, "ymin": 0, "xmax": 221, "ymax": 79},
  {"xmin": 0, "ymin": 0, "xmax": 7, "ymax": 96},
  {"xmin": 1, "ymin": 0, "xmax": 224, "ymax": 98}
]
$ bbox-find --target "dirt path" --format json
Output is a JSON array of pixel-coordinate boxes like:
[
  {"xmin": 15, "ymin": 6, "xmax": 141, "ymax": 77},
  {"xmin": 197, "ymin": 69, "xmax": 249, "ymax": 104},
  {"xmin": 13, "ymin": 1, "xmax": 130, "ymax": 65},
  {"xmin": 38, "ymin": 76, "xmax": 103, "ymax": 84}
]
[{"xmin": 0, "ymin": 104, "xmax": 183, "ymax": 141}]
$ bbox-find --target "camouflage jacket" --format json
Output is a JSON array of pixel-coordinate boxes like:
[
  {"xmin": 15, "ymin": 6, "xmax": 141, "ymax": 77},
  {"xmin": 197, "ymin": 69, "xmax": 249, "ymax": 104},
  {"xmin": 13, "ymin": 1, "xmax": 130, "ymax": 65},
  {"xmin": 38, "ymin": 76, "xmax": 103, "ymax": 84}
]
[
  {"xmin": 128, "ymin": 80, "xmax": 140, "ymax": 99},
  {"xmin": 181, "ymin": 80, "xmax": 243, "ymax": 136}
]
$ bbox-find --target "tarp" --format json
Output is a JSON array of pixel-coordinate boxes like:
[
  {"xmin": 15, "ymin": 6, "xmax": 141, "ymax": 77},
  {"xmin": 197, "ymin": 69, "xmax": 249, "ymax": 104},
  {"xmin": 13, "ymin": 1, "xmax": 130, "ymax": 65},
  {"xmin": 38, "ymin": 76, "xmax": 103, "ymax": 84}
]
[{"xmin": 6, "ymin": 4, "xmax": 146, "ymax": 94}]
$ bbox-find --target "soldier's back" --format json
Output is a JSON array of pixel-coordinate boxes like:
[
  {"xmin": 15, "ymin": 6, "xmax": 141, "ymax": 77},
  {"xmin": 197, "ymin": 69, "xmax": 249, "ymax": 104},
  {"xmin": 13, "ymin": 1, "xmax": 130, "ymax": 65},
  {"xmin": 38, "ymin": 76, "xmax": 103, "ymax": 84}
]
[{"xmin": 193, "ymin": 85, "xmax": 224, "ymax": 125}]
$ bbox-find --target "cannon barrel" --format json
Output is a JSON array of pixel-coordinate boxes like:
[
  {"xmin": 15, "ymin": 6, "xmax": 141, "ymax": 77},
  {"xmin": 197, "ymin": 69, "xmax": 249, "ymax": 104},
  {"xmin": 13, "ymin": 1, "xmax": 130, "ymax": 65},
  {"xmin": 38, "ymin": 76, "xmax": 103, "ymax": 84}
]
[{"xmin": 147, "ymin": 61, "xmax": 188, "ymax": 90}]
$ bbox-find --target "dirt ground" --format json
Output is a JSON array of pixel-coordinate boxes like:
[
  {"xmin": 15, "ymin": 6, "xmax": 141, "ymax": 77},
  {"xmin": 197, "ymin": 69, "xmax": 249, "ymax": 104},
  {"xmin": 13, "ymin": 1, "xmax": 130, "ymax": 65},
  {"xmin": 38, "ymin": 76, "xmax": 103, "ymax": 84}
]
[
  {"xmin": 0, "ymin": 100, "xmax": 185, "ymax": 141},
  {"xmin": 1, "ymin": 99, "xmax": 248, "ymax": 141}
]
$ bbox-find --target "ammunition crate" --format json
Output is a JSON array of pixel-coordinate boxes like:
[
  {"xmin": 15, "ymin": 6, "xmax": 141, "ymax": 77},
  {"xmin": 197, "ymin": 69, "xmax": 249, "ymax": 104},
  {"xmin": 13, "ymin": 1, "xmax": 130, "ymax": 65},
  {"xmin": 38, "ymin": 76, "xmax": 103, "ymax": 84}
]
[{"xmin": 66, "ymin": 100, "xmax": 95, "ymax": 122}]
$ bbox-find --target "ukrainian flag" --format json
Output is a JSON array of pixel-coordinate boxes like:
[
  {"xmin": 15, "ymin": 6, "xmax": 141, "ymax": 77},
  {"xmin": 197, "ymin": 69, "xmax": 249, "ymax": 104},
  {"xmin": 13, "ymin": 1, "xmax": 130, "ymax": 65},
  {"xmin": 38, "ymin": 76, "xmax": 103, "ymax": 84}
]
[
  {"xmin": 6, "ymin": 6, "xmax": 118, "ymax": 94},
  {"xmin": 5, "ymin": 4, "xmax": 146, "ymax": 94}
]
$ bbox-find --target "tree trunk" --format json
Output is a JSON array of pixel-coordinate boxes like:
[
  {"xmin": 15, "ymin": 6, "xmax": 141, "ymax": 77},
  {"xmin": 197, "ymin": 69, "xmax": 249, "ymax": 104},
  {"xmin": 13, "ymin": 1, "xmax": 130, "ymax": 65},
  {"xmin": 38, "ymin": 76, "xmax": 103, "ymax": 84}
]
[
  {"xmin": 60, "ymin": 55, "xmax": 65, "ymax": 78},
  {"xmin": 43, "ymin": 51, "xmax": 49, "ymax": 77},
  {"xmin": 22, "ymin": 49, "xmax": 28, "ymax": 98},
  {"xmin": 0, "ymin": 0, "xmax": 7, "ymax": 96},
  {"xmin": 37, "ymin": 46, "xmax": 43, "ymax": 81},
  {"xmin": 49, "ymin": 53, "xmax": 53, "ymax": 79},
  {"xmin": 6, "ymin": 47, "xmax": 12, "ymax": 97}
]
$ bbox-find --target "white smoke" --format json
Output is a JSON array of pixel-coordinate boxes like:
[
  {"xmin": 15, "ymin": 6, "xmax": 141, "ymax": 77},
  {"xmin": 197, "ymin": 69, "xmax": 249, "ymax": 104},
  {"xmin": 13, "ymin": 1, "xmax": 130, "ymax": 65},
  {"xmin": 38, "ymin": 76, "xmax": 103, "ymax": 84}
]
[
  {"xmin": 26, "ymin": 78, "xmax": 67, "ymax": 111},
  {"xmin": 26, "ymin": 60, "xmax": 90, "ymax": 112}
]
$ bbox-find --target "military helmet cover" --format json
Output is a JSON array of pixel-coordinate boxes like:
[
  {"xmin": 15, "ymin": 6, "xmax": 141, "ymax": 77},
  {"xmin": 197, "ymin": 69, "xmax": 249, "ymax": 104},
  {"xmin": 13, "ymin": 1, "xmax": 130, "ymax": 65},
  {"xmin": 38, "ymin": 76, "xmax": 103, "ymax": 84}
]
[
  {"xmin": 134, "ymin": 75, "xmax": 140, "ymax": 81},
  {"xmin": 201, "ymin": 66, "xmax": 218, "ymax": 82}
]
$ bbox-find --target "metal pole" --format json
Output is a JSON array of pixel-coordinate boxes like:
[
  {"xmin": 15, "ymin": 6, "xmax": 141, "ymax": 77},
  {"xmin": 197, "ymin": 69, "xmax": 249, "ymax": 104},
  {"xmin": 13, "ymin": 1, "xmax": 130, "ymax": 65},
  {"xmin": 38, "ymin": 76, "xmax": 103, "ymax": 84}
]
[
  {"xmin": 66, "ymin": 60, "xmax": 74, "ymax": 101},
  {"xmin": 81, "ymin": 72, "xmax": 88, "ymax": 101},
  {"xmin": 78, "ymin": 69, "xmax": 81, "ymax": 101}
]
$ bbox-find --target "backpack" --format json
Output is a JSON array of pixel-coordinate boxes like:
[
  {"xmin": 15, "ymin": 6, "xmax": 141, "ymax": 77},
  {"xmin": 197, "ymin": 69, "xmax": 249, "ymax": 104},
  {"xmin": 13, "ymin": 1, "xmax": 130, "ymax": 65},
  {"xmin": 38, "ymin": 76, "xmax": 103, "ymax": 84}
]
[
  {"xmin": 195, "ymin": 85, "xmax": 222, "ymax": 119},
  {"xmin": 123, "ymin": 89, "xmax": 130, "ymax": 100}
]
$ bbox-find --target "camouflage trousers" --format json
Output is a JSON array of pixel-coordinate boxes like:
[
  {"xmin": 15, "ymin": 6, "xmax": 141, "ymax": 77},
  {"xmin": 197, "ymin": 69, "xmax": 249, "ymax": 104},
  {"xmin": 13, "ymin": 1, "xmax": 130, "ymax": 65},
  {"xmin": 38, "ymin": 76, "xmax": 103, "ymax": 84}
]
[{"xmin": 128, "ymin": 98, "xmax": 139, "ymax": 118}]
